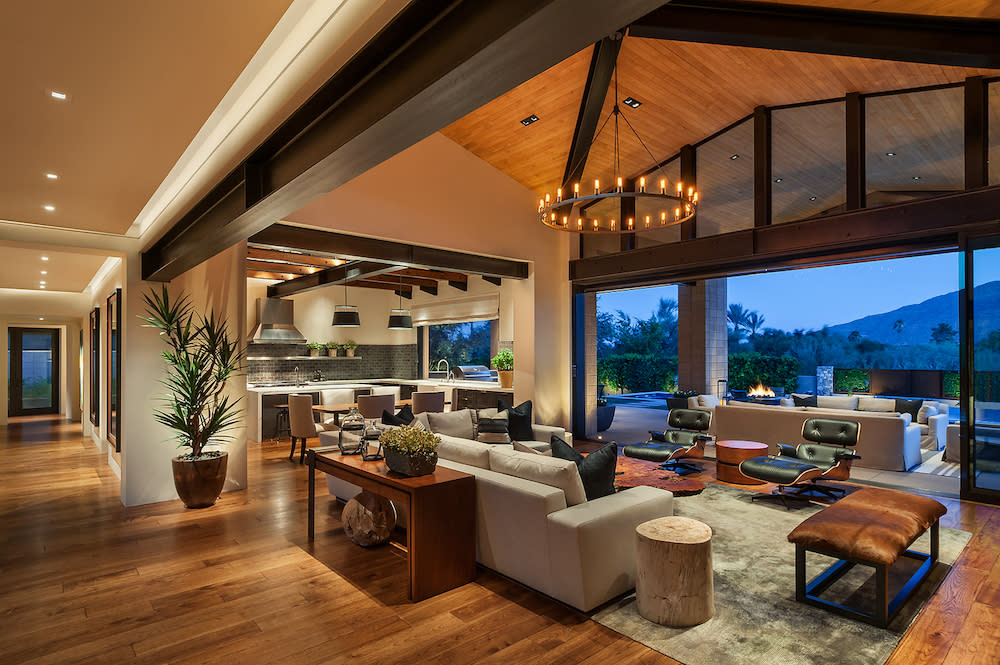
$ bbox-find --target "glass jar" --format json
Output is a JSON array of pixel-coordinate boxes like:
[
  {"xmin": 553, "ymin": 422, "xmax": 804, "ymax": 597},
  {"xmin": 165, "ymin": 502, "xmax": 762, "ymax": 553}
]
[{"xmin": 338, "ymin": 407, "xmax": 365, "ymax": 455}]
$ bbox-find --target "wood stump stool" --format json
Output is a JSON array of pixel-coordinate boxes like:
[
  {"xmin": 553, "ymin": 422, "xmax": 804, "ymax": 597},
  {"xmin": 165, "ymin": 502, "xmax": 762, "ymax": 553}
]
[
  {"xmin": 635, "ymin": 516, "xmax": 714, "ymax": 626},
  {"xmin": 342, "ymin": 490, "xmax": 395, "ymax": 547}
]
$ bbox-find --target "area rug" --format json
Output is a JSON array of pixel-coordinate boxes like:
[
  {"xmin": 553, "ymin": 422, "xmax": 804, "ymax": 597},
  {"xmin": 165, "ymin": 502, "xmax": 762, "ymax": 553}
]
[{"xmin": 592, "ymin": 484, "xmax": 971, "ymax": 665}]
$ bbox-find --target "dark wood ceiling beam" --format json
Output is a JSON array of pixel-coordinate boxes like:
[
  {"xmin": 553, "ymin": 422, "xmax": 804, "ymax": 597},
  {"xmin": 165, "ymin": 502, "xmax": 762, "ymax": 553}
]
[
  {"xmin": 448, "ymin": 280, "xmax": 468, "ymax": 292},
  {"xmin": 141, "ymin": 0, "xmax": 666, "ymax": 282},
  {"xmin": 266, "ymin": 261, "xmax": 398, "ymax": 298},
  {"xmin": 352, "ymin": 280, "xmax": 413, "ymax": 296},
  {"xmin": 482, "ymin": 275, "xmax": 502, "ymax": 286},
  {"xmin": 251, "ymin": 224, "xmax": 529, "ymax": 279},
  {"xmin": 246, "ymin": 260, "xmax": 317, "ymax": 276},
  {"xmin": 562, "ymin": 35, "xmax": 623, "ymax": 190},
  {"xmin": 628, "ymin": 1, "xmax": 1000, "ymax": 68},
  {"xmin": 570, "ymin": 185, "xmax": 1000, "ymax": 287},
  {"xmin": 419, "ymin": 285, "xmax": 438, "ymax": 296},
  {"xmin": 247, "ymin": 247, "xmax": 343, "ymax": 268}
]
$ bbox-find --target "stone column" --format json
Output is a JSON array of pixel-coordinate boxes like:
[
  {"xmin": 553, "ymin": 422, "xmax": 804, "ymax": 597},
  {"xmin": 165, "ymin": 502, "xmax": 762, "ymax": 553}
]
[{"xmin": 678, "ymin": 279, "xmax": 728, "ymax": 395}]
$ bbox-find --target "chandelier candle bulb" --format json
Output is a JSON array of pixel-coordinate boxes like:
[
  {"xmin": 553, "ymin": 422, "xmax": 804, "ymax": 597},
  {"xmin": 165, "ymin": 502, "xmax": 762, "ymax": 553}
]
[
  {"xmin": 611, "ymin": 219, "xmax": 617, "ymax": 230},
  {"xmin": 675, "ymin": 207, "xmax": 681, "ymax": 219},
  {"xmin": 594, "ymin": 179, "xmax": 600, "ymax": 195},
  {"xmin": 574, "ymin": 183, "xmax": 580, "ymax": 195},
  {"xmin": 640, "ymin": 177, "xmax": 646, "ymax": 192},
  {"xmin": 660, "ymin": 212, "xmax": 667, "ymax": 224},
  {"xmin": 617, "ymin": 177, "xmax": 623, "ymax": 192},
  {"xmin": 677, "ymin": 182, "xmax": 683, "ymax": 195},
  {"xmin": 645, "ymin": 215, "xmax": 651, "ymax": 228},
  {"xmin": 556, "ymin": 188, "xmax": 562, "ymax": 202},
  {"xmin": 627, "ymin": 217, "xmax": 634, "ymax": 229},
  {"xmin": 660, "ymin": 179, "xmax": 666, "ymax": 194}
]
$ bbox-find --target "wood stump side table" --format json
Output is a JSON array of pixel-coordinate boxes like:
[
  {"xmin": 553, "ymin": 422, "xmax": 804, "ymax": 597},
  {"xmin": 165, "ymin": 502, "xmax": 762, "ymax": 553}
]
[
  {"xmin": 715, "ymin": 440, "xmax": 769, "ymax": 484},
  {"xmin": 635, "ymin": 516, "xmax": 714, "ymax": 627}
]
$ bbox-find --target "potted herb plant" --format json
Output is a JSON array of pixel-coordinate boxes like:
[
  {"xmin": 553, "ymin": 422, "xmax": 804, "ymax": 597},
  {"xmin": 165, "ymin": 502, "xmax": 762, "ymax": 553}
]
[
  {"xmin": 325, "ymin": 341, "xmax": 339, "ymax": 357},
  {"xmin": 342, "ymin": 340, "xmax": 358, "ymax": 357},
  {"xmin": 492, "ymin": 348, "xmax": 514, "ymax": 389},
  {"xmin": 140, "ymin": 286, "xmax": 243, "ymax": 509},
  {"xmin": 306, "ymin": 341, "xmax": 325, "ymax": 357},
  {"xmin": 379, "ymin": 425, "xmax": 440, "ymax": 476}
]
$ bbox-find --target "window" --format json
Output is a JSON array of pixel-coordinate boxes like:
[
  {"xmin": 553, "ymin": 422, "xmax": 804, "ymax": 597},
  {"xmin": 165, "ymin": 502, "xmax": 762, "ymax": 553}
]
[{"xmin": 428, "ymin": 321, "xmax": 493, "ymax": 371}]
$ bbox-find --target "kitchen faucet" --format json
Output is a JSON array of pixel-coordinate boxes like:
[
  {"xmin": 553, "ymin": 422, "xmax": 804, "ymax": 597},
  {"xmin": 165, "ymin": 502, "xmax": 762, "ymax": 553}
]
[
  {"xmin": 435, "ymin": 359, "xmax": 453, "ymax": 382},
  {"xmin": 294, "ymin": 366, "xmax": 301, "ymax": 385}
]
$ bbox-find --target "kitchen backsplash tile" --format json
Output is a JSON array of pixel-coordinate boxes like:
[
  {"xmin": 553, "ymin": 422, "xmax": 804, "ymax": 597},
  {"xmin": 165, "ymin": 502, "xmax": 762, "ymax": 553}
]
[{"xmin": 246, "ymin": 343, "xmax": 417, "ymax": 384}]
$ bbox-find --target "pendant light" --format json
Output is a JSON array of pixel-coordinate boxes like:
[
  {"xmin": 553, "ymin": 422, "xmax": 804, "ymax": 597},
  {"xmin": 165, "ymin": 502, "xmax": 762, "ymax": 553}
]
[
  {"xmin": 387, "ymin": 273, "xmax": 413, "ymax": 330},
  {"xmin": 333, "ymin": 281, "xmax": 360, "ymax": 327}
]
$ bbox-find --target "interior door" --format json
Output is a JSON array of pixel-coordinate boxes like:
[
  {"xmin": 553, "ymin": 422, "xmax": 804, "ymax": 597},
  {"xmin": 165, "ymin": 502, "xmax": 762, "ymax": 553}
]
[
  {"xmin": 962, "ymin": 236, "xmax": 1000, "ymax": 503},
  {"xmin": 7, "ymin": 328, "xmax": 60, "ymax": 417}
]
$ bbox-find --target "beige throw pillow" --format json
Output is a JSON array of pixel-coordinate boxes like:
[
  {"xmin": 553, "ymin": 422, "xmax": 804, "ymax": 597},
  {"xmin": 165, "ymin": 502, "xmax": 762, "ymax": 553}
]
[
  {"xmin": 512, "ymin": 440, "xmax": 550, "ymax": 456},
  {"xmin": 857, "ymin": 396, "xmax": 896, "ymax": 412},
  {"xmin": 917, "ymin": 403, "xmax": 938, "ymax": 424},
  {"xmin": 426, "ymin": 409, "xmax": 475, "ymax": 440},
  {"xmin": 488, "ymin": 447, "xmax": 587, "ymax": 506}
]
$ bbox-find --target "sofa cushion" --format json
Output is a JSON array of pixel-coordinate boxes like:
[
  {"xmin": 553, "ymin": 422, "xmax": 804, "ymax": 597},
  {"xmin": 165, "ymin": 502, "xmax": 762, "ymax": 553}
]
[
  {"xmin": 437, "ymin": 433, "xmax": 492, "ymax": 469},
  {"xmin": 411, "ymin": 411, "xmax": 430, "ymax": 430},
  {"xmin": 917, "ymin": 403, "xmax": 938, "ymax": 424},
  {"xmin": 895, "ymin": 398, "xmax": 922, "ymax": 422},
  {"xmin": 427, "ymin": 409, "xmax": 475, "ymax": 439},
  {"xmin": 476, "ymin": 417, "xmax": 511, "ymax": 444},
  {"xmin": 381, "ymin": 404, "xmax": 415, "ymax": 426},
  {"xmin": 551, "ymin": 437, "xmax": 617, "ymax": 501},
  {"xmin": 816, "ymin": 395, "xmax": 859, "ymax": 410},
  {"xmin": 489, "ymin": 447, "xmax": 587, "ymax": 506},
  {"xmin": 513, "ymin": 440, "xmax": 550, "ymax": 456},
  {"xmin": 792, "ymin": 394, "xmax": 818, "ymax": 407},
  {"xmin": 498, "ymin": 399, "xmax": 534, "ymax": 442},
  {"xmin": 858, "ymin": 396, "xmax": 896, "ymax": 412},
  {"xmin": 697, "ymin": 394, "xmax": 720, "ymax": 409}
]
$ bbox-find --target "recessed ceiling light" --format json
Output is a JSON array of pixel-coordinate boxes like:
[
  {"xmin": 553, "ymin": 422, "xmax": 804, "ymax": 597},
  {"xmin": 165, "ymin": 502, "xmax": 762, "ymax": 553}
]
[
  {"xmin": 43, "ymin": 204, "xmax": 55, "ymax": 212},
  {"xmin": 40, "ymin": 270, "xmax": 47, "ymax": 275},
  {"xmin": 520, "ymin": 114, "xmax": 539, "ymax": 127},
  {"xmin": 912, "ymin": 176, "xmax": 921, "ymax": 180},
  {"xmin": 622, "ymin": 97, "xmax": 641, "ymax": 109},
  {"xmin": 39, "ymin": 281, "xmax": 46, "ymax": 285},
  {"xmin": 809, "ymin": 196, "xmax": 817, "ymax": 201},
  {"xmin": 730, "ymin": 154, "xmax": 740, "ymax": 160},
  {"xmin": 49, "ymin": 90, "xmax": 68, "ymax": 100},
  {"xmin": 41, "ymin": 256, "xmax": 49, "ymax": 261},
  {"xmin": 886, "ymin": 152, "xmax": 896, "ymax": 157},
  {"xmin": 45, "ymin": 173, "xmax": 58, "ymax": 180},
  {"xmin": 39, "ymin": 285, "xmax": 46, "ymax": 289},
  {"xmin": 38, "ymin": 317, "xmax": 44, "ymax": 321},
  {"xmin": 774, "ymin": 178, "xmax": 783, "ymax": 183}
]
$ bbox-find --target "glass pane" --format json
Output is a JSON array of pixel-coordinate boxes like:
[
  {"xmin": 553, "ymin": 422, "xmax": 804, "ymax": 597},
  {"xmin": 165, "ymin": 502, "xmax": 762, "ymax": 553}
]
[
  {"xmin": 972, "ymin": 245, "xmax": 1000, "ymax": 492},
  {"xmin": 771, "ymin": 101, "xmax": 846, "ymax": 224},
  {"xmin": 866, "ymin": 87, "xmax": 963, "ymax": 209},
  {"xmin": 696, "ymin": 118, "xmax": 753, "ymax": 237},
  {"xmin": 989, "ymin": 82, "xmax": 1000, "ymax": 186},
  {"xmin": 428, "ymin": 321, "xmax": 492, "ymax": 373},
  {"xmin": 22, "ymin": 332, "xmax": 53, "ymax": 409}
]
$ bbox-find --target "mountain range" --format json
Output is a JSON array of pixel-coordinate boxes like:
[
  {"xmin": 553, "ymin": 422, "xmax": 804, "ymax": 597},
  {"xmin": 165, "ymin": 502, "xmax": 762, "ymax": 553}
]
[{"xmin": 825, "ymin": 280, "xmax": 1000, "ymax": 345}]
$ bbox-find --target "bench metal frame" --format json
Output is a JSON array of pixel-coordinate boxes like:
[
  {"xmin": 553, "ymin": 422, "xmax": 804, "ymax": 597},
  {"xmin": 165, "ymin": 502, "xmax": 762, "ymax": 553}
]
[{"xmin": 794, "ymin": 519, "xmax": 939, "ymax": 628}]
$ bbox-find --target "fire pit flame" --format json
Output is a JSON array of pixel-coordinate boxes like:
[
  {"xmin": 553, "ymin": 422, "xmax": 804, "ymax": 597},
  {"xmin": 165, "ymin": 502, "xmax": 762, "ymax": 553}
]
[{"xmin": 747, "ymin": 382, "xmax": 775, "ymax": 398}]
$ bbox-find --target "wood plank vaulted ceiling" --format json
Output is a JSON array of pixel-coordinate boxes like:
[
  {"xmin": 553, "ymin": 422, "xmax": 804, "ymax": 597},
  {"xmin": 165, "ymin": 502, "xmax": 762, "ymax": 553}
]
[{"xmin": 440, "ymin": 33, "xmax": 1000, "ymax": 228}]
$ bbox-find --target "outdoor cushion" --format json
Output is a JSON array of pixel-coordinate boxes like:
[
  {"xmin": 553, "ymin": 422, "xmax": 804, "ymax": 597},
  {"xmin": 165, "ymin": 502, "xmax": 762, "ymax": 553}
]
[
  {"xmin": 427, "ymin": 408, "xmax": 475, "ymax": 439},
  {"xmin": 437, "ymin": 434, "xmax": 492, "ymax": 469},
  {"xmin": 498, "ymin": 399, "xmax": 534, "ymax": 441},
  {"xmin": 917, "ymin": 403, "xmax": 938, "ymax": 424},
  {"xmin": 816, "ymin": 395, "xmax": 859, "ymax": 410},
  {"xmin": 697, "ymin": 394, "xmax": 721, "ymax": 408},
  {"xmin": 381, "ymin": 404, "xmax": 415, "ymax": 426},
  {"xmin": 793, "ymin": 394, "xmax": 818, "ymax": 407},
  {"xmin": 858, "ymin": 396, "xmax": 896, "ymax": 412},
  {"xmin": 895, "ymin": 398, "xmax": 922, "ymax": 422}
]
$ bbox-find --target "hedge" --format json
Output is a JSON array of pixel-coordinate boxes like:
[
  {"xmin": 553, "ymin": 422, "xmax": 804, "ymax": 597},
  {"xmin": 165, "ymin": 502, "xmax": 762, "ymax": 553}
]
[
  {"xmin": 598, "ymin": 354, "xmax": 678, "ymax": 394},
  {"xmin": 728, "ymin": 353, "xmax": 799, "ymax": 394},
  {"xmin": 834, "ymin": 368, "xmax": 871, "ymax": 394}
]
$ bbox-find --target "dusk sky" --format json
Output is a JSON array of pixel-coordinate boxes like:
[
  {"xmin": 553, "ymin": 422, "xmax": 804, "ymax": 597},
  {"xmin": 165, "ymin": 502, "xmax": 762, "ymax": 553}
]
[{"xmin": 597, "ymin": 251, "xmax": 1000, "ymax": 332}]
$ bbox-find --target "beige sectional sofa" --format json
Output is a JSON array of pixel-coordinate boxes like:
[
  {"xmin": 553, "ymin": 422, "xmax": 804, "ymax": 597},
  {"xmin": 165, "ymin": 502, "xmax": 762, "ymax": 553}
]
[
  {"xmin": 713, "ymin": 400, "xmax": 923, "ymax": 471},
  {"xmin": 321, "ymin": 408, "xmax": 674, "ymax": 612}
]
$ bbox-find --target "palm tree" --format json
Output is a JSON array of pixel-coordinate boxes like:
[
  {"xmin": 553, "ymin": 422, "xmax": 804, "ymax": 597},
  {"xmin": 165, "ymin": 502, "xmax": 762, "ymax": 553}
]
[
  {"xmin": 930, "ymin": 322, "xmax": 957, "ymax": 344},
  {"xmin": 746, "ymin": 311, "xmax": 765, "ymax": 338},
  {"xmin": 727, "ymin": 303, "xmax": 749, "ymax": 336}
]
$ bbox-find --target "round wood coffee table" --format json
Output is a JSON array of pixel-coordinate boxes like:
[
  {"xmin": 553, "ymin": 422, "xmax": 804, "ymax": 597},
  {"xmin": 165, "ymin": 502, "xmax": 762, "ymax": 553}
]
[{"xmin": 715, "ymin": 440, "xmax": 768, "ymax": 484}]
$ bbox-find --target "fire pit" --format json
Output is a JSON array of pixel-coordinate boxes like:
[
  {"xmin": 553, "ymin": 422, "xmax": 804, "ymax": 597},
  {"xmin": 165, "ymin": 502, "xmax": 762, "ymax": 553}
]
[{"xmin": 734, "ymin": 383, "xmax": 782, "ymax": 405}]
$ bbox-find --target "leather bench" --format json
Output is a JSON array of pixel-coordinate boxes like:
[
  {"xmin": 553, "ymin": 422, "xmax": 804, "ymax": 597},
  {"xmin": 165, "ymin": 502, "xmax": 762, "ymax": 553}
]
[{"xmin": 786, "ymin": 487, "xmax": 946, "ymax": 627}]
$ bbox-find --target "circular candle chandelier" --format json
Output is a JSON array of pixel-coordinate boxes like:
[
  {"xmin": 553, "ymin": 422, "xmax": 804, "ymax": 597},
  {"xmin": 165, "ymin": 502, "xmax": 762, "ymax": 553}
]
[{"xmin": 538, "ymin": 47, "xmax": 698, "ymax": 233}]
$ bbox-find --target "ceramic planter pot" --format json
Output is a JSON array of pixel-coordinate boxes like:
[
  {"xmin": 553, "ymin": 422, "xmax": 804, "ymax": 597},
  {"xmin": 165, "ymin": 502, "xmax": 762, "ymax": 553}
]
[
  {"xmin": 384, "ymin": 449, "xmax": 437, "ymax": 477},
  {"xmin": 309, "ymin": 348, "xmax": 319, "ymax": 357},
  {"xmin": 172, "ymin": 451, "xmax": 228, "ymax": 508},
  {"xmin": 345, "ymin": 348, "xmax": 356, "ymax": 357},
  {"xmin": 327, "ymin": 348, "xmax": 336, "ymax": 357},
  {"xmin": 596, "ymin": 404, "xmax": 616, "ymax": 432},
  {"xmin": 498, "ymin": 370, "xmax": 513, "ymax": 389}
]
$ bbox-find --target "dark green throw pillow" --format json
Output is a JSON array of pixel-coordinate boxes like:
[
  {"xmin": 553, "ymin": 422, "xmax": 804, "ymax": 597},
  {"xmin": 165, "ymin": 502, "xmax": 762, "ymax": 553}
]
[
  {"xmin": 381, "ymin": 404, "xmax": 415, "ymax": 426},
  {"xmin": 551, "ymin": 435, "xmax": 617, "ymax": 501},
  {"xmin": 498, "ymin": 398, "xmax": 534, "ymax": 441}
]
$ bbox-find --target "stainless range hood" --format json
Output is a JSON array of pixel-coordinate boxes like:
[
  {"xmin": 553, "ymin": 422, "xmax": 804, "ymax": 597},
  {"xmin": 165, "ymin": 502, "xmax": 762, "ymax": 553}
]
[{"xmin": 250, "ymin": 298, "xmax": 307, "ymax": 343}]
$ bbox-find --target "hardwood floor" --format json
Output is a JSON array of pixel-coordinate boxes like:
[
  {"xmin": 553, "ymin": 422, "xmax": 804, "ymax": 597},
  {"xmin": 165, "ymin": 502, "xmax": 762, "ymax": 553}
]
[{"xmin": 1, "ymin": 419, "xmax": 997, "ymax": 665}]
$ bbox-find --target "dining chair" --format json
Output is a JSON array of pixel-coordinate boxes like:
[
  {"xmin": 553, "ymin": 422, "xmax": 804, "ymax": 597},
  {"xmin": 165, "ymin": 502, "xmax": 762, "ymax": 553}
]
[
  {"xmin": 288, "ymin": 393, "xmax": 324, "ymax": 464},
  {"xmin": 357, "ymin": 393, "xmax": 395, "ymax": 420},
  {"xmin": 411, "ymin": 391, "xmax": 445, "ymax": 414}
]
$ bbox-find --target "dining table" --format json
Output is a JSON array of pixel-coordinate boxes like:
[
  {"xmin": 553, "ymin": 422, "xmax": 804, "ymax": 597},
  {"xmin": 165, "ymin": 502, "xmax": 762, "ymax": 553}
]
[{"xmin": 312, "ymin": 399, "xmax": 412, "ymax": 425}]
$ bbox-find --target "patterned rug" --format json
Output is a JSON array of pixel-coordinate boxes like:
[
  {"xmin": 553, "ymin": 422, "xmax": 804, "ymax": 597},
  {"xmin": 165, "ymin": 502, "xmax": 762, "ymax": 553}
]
[{"xmin": 592, "ymin": 484, "xmax": 971, "ymax": 665}]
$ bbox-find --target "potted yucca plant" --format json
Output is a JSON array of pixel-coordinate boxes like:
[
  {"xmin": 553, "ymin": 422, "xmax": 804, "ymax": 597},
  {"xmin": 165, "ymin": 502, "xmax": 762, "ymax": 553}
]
[{"xmin": 141, "ymin": 286, "xmax": 243, "ymax": 508}]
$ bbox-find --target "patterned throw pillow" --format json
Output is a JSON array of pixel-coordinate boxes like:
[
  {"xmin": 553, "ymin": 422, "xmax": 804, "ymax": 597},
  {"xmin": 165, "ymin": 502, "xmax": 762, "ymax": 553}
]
[{"xmin": 476, "ymin": 417, "xmax": 511, "ymax": 444}]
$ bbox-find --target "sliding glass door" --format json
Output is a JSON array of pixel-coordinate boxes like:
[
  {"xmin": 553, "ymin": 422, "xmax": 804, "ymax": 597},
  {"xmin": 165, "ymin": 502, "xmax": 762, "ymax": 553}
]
[
  {"xmin": 962, "ymin": 236, "xmax": 1000, "ymax": 503},
  {"xmin": 7, "ymin": 328, "xmax": 60, "ymax": 416}
]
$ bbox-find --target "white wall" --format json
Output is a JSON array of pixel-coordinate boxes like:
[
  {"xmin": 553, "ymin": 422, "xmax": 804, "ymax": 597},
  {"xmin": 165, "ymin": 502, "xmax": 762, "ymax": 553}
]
[{"xmin": 284, "ymin": 132, "xmax": 571, "ymax": 426}]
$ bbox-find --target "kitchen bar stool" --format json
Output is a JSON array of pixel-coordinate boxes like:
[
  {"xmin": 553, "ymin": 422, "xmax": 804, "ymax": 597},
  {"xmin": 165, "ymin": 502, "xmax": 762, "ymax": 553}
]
[{"xmin": 273, "ymin": 404, "xmax": 290, "ymax": 443}]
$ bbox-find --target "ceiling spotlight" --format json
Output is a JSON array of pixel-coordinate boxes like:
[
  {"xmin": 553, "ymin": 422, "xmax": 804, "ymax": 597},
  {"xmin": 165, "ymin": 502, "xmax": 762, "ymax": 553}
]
[
  {"xmin": 43, "ymin": 204, "xmax": 55, "ymax": 212},
  {"xmin": 730, "ymin": 154, "xmax": 740, "ymax": 160},
  {"xmin": 774, "ymin": 178, "xmax": 783, "ymax": 183},
  {"xmin": 45, "ymin": 173, "xmax": 58, "ymax": 180},
  {"xmin": 886, "ymin": 152, "xmax": 896, "ymax": 157},
  {"xmin": 912, "ymin": 176, "xmax": 921, "ymax": 180},
  {"xmin": 41, "ymin": 256, "xmax": 49, "ymax": 261},
  {"xmin": 809, "ymin": 196, "xmax": 817, "ymax": 201},
  {"xmin": 520, "ymin": 114, "xmax": 539, "ymax": 127},
  {"xmin": 49, "ymin": 90, "xmax": 68, "ymax": 100},
  {"xmin": 622, "ymin": 97, "xmax": 641, "ymax": 109},
  {"xmin": 38, "ymin": 317, "xmax": 44, "ymax": 321}
]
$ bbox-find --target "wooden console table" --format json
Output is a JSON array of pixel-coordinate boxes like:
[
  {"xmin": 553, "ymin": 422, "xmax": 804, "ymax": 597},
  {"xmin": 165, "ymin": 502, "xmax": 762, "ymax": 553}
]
[{"xmin": 307, "ymin": 448, "xmax": 476, "ymax": 601}]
